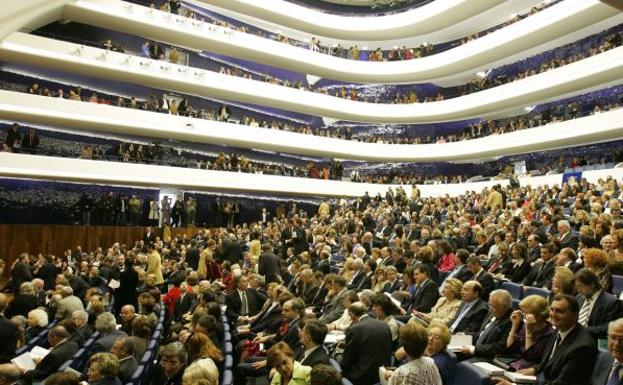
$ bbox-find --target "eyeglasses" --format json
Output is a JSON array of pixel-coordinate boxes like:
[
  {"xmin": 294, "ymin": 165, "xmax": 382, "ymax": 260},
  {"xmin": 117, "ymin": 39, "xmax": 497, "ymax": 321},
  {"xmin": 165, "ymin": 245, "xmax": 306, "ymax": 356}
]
[{"xmin": 608, "ymin": 334, "xmax": 623, "ymax": 343}]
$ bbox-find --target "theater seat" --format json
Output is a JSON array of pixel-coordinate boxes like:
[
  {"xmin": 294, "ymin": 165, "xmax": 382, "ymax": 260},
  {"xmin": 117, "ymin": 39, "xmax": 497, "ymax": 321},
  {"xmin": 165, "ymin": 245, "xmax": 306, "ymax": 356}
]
[
  {"xmin": 612, "ymin": 275, "xmax": 623, "ymax": 295},
  {"xmin": 451, "ymin": 362, "xmax": 491, "ymax": 385},
  {"xmin": 330, "ymin": 358, "xmax": 342, "ymax": 372},
  {"xmin": 524, "ymin": 286, "xmax": 550, "ymax": 299},
  {"xmin": 500, "ymin": 281, "xmax": 523, "ymax": 300}
]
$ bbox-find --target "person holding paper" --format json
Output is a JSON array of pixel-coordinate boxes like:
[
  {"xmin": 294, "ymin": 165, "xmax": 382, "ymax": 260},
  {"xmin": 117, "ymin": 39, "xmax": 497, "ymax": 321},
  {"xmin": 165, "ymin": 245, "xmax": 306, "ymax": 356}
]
[{"xmin": 20, "ymin": 325, "xmax": 79, "ymax": 382}]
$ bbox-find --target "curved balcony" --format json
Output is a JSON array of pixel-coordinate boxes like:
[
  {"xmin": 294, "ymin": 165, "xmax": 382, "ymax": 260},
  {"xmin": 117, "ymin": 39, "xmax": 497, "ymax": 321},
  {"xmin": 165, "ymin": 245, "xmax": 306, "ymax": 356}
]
[
  {"xmin": 1, "ymin": 152, "xmax": 622, "ymax": 198},
  {"xmin": 61, "ymin": 0, "xmax": 623, "ymax": 84},
  {"xmin": 2, "ymin": 32, "xmax": 623, "ymax": 124},
  {"xmin": 2, "ymin": 91, "xmax": 623, "ymax": 163}
]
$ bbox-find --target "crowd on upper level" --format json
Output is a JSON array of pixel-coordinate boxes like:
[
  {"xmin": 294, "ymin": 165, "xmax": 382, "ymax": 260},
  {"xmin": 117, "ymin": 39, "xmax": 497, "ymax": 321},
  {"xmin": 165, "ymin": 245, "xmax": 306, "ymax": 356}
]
[{"xmin": 0, "ymin": 172, "xmax": 622, "ymax": 385}]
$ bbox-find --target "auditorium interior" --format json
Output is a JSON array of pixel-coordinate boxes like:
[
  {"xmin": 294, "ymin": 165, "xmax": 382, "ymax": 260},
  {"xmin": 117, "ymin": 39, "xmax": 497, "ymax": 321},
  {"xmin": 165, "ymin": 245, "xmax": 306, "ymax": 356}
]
[{"xmin": 1, "ymin": 0, "xmax": 623, "ymax": 384}]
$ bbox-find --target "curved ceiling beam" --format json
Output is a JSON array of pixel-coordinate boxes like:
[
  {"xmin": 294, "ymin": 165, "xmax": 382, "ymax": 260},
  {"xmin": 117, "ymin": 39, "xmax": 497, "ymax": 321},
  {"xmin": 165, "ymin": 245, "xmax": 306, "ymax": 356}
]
[
  {"xmin": 1, "ymin": 32, "xmax": 623, "ymax": 124},
  {"xmin": 62, "ymin": 0, "xmax": 622, "ymax": 84},
  {"xmin": 1, "ymin": 91, "xmax": 622, "ymax": 163},
  {"xmin": 193, "ymin": 0, "xmax": 503, "ymax": 41}
]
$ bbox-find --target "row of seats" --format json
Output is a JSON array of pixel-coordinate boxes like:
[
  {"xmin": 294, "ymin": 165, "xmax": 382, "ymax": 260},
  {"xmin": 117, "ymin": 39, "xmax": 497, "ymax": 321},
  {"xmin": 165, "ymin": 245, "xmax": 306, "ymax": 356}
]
[{"xmin": 126, "ymin": 305, "xmax": 167, "ymax": 385}]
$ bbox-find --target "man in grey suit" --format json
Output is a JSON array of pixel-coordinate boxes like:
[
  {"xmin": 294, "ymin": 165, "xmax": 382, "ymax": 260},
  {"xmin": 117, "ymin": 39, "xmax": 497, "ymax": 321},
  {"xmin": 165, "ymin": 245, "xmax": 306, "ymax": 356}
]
[
  {"xmin": 91, "ymin": 312, "xmax": 128, "ymax": 354},
  {"xmin": 319, "ymin": 276, "xmax": 351, "ymax": 324},
  {"xmin": 55, "ymin": 286, "xmax": 85, "ymax": 320}
]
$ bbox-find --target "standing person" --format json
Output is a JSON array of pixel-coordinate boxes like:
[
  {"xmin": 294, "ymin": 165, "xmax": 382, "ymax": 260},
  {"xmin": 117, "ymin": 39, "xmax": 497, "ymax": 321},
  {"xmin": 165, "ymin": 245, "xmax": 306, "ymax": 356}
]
[
  {"xmin": 148, "ymin": 200, "xmax": 160, "ymax": 227},
  {"xmin": 259, "ymin": 243, "xmax": 282, "ymax": 285},
  {"xmin": 160, "ymin": 195, "xmax": 171, "ymax": 227},
  {"xmin": 10, "ymin": 253, "xmax": 32, "ymax": 294},
  {"xmin": 186, "ymin": 197, "xmax": 197, "ymax": 228},
  {"xmin": 128, "ymin": 195, "xmax": 142, "ymax": 226},
  {"xmin": 341, "ymin": 302, "xmax": 393, "ymax": 385},
  {"xmin": 0, "ymin": 293, "xmax": 19, "ymax": 363},
  {"xmin": 147, "ymin": 244, "xmax": 165, "ymax": 289}
]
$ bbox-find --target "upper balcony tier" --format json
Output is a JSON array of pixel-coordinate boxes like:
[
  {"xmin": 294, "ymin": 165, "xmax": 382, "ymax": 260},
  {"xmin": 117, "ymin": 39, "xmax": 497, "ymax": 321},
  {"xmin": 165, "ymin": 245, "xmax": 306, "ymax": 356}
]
[{"xmin": 61, "ymin": 0, "xmax": 623, "ymax": 84}]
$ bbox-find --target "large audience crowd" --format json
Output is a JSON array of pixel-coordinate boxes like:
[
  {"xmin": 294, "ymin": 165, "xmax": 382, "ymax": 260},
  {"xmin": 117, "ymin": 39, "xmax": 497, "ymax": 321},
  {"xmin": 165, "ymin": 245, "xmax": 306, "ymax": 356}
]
[{"xmin": 0, "ymin": 174, "xmax": 622, "ymax": 385}]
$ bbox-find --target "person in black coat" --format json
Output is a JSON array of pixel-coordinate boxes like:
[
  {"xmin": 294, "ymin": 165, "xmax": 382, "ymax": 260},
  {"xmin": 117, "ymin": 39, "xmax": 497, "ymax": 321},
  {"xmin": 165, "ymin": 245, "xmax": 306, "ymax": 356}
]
[
  {"xmin": 521, "ymin": 294, "xmax": 597, "ymax": 385},
  {"xmin": 219, "ymin": 234, "xmax": 242, "ymax": 266},
  {"xmin": 185, "ymin": 241, "xmax": 200, "ymax": 271},
  {"xmin": 35, "ymin": 255, "xmax": 58, "ymax": 291},
  {"xmin": 22, "ymin": 326, "xmax": 79, "ymax": 382},
  {"xmin": 0, "ymin": 294, "xmax": 19, "ymax": 363},
  {"xmin": 225, "ymin": 275, "xmax": 260, "ymax": 322},
  {"xmin": 295, "ymin": 319, "xmax": 331, "ymax": 367},
  {"xmin": 466, "ymin": 256, "xmax": 495, "ymax": 301},
  {"xmin": 114, "ymin": 255, "xmax": 139, "ymax": 315},
  {"xmin": 341, "ymin": 302, "xmax": 393, "ymax": 385},
  {"xmin": 5, "ymin": 282, "xmax": 39, "ymax": 318},
  {"xmin": 10, "ymin": 254, "xmax": 32, "ymax": 294},
  {"xmin": 410, "ymin": 264, "xmax": 441, "ymax": 313},
  {"xmin": 448, "ymin": 281, "xmax": 489, "ymax": 337},
  {"xmin": 523, "ymin": 243, "xmax": 557, "ymax": 289},
  {"xmin": 574, "ymin": 269, "xmax": 622, "ymax": 339},
  {"xmin": 458, "ymin": 289, "xmax": 513, "ymax": 361},
  {"xmin": 501, "ymin": 242, "xmax": 532, "ymax": 283},
  {"xmin": 258, "ymin": 243, "xmax": 282, "ymax": 285}
]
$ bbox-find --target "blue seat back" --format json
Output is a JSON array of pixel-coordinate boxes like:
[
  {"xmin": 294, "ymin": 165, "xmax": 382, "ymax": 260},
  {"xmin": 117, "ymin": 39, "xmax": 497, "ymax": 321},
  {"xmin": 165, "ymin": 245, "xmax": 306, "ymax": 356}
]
[
  {"xmin": 329, "ymin": 358, "xmax": 342, "ymax": 372},
  {"xmin": 451, "ymin": 362, "xmax": 490, "ymax": 385},
  {"xmin": 524, "ymin": 286, "xmax": 550, "ymax": 299},
  {"xmin": 612, "ymin": 275, "xmax": 623, "ymax": 295},
  {"xmin": 500, "ymin": 281, "xmax": 523, "ymax": 300},
  {"xmin": 221, "ymin": 369, "xmax": 233, "ymax": 385}
]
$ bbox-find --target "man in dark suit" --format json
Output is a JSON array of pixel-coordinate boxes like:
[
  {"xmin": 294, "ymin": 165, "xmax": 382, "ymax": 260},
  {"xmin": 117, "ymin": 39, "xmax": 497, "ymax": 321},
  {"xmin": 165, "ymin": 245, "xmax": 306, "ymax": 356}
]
[
  {"xmin": 449, "ymin": 281, "xmax": 489, "ymax": 337},
  {"xmin": 21, "ymin": 326, "xmax": 79, "ymax": 382},
  {"xmin": 185, "ymin": 240, "xmax": 200, "ymax": 271},
  {"xmin": 0, "ymin": 294, "xmax": 19, "ymax": 363},
  {"xmin": 593, "ymin": 318, "xmax": 623, "ymax": 385},
  {"xmin": 526, "ymin": 234, "xmax": 541, "ymax": 262},
  {"xmin": 354, "ymin": 259, "xmax": 375, "ymax": 292},
  {"xmin": 174, "ymin": 282, "xmax": 197, "ymax": 322},
  {"xmin": 408, "ymin": 263, "xmax": 440, "ymax": 314},
  {"xmin": 347, "ymin": 259, "xmax": 366, "ymax": 290},
  {"xmin": 447, "ymin": 249, "xmax": 474, "ymax": 283},
  {"xmin": 342, "ymin": 302, "xmax": 393, "ymax": 385},
  {"xmin": 557, "ymin": 220, "xmax": 579, "ymax": 251},
  {"xmin": 523, "ymin": 243, "xmax": 557, "ymax": 289},
  {"xmin": 575, "ymin": 269, "xmax": 622, "ymax": 339},
  {"xmin": 111, "ymin": 337, "xmax": 138, "ymax": 383},
  {"xmin": 458, "ymin": 289, "xmax": 513, "ymax": 360},
  {"xmin": 319, "ymin": 276, "xmax": 350, "ymax": 324},
  {"xmin": 219, "ymin": 233, "xmax": 242, "ymax": 265},
  {"xmin": 258, "ymin": 243, "xmax": 282, "ymax": 285},
  {"xmin": 466, "ymin": 256, "xmax": 494, "ymax": 301},
  {"xmin": 91, "ymin": 312, "xmax": 128, "ymax": 354},
  {"xmin": 10, "ymin": 253, "xmax": 32, "ymax": 294},
  {"xmin": 519, "ymin": 294, "xmax": 597, "ymax": 385},
  {"xmin": 119, "ymin": 305, "xmax": 137, "ymax": 336},
  {"xmin": 296, "ymin": 320, "xmax": 331, "ymax": 367},
  {"xmin": 143, "ymin": 226, "xmax": 156, "ymax": 244},
  {"xmin": 225, "ymin": 275, "xmax": 260, "ymax": 323},
  {"xmin": 382, "ymin": 266, "xmax": 402, "ymax": 294}
]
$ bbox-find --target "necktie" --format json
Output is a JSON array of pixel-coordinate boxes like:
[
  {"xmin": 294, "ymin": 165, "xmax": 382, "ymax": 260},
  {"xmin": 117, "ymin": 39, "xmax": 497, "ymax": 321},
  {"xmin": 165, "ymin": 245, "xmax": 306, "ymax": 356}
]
[
  {"xmin": 476, "ymin": 316, "xmax": 496, "ymax": 345},
  {"xmin": 450, "ymin": 303, "xmax": 471, "ymax": 333},
  {"xmin": 241, "ymin": 291, "xmax": 248, "ymax": 316},
  {"xmin": 607, "ymin": 362, "xmax": 622, "ymax": 385},
  {"xmin": 549, "ymin": 333, "xmax": 562, "ymax": 360},
  {"xmin": 578, "ymin": 297, "xmax": 592, "ymax": 326}
]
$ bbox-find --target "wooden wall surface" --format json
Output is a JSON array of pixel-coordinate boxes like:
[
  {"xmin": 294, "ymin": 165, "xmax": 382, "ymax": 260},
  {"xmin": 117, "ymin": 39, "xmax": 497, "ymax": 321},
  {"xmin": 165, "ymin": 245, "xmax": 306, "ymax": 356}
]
[{"xmin": 0, "ymin": 225, "xmax": 203, "ymax": 276}]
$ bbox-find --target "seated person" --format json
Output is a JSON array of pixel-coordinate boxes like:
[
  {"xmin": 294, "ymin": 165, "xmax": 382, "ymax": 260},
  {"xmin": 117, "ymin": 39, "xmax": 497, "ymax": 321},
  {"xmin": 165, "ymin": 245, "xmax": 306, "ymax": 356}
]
[
  {"xmin": 86, "ymin": 352, "xmax": 122, "ymax": 385},
  {"xmin": 505, "ymin": 295, "xmax": 555, "ymax": 370},
  {"xmin": 388, "ymin": 323, "xmax": 442, "ymax": 385},
  {"xmin": 19, "ymin": 326, "xmax": 79, "ymax": 382}
]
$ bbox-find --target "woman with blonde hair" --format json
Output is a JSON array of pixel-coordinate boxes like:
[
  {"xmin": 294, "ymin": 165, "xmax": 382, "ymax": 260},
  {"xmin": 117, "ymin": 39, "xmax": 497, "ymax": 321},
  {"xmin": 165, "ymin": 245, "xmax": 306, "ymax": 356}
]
[
  {"xmin": 506, "ymin": 295, "xmax": 554, "ymax": 370},
  {"xmin": 182, "ymin": 360, "xmax": 218, "ymax": 385},
  {"xmin": 411, "ymin": 278, "xmax": 462, "ymax": 326},
  {"xmin": 551, "ymin": 266, "xmax": 575, "ymax": 297}
]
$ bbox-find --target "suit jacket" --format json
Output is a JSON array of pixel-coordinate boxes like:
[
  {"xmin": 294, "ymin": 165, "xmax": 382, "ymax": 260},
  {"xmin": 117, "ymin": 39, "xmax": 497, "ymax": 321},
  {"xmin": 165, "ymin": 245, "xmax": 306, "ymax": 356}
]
[
  {"xmin": 258, "ymin": 251, "xmax": 282, "ymax": 284},
  {"xmin": 225, "ymin": 288, "xmax": 260, "ymax": 321},
  {"xmin": 473, "ymin": 310, "xmax": 513, "ymax": 358},
  {"xmin": 174, "ymin": 292, "xmax": 197, "ymax": 321},
  {"xmin": 297, "ymin": 345, "xmax": 330, "ymax": 367},
  {"xmin": 451, "ymin": 265, "xmax": 473, "ymax": 283},
  {"xmin": 314, "ymin": 260, "xmax": 331, "ymax": 275},
  {"xmin": 267, "ymin": 318, "xmax": 301, "ymax": 351},
  {"xmin": 24, "ymin": 340, "xmax": 79, "ymax": 381},
  {"xmin": 382, "ymin": 280, "xmax": 402, "ymax": 294},
  {"xmin": 504, "ymin": 260, "xmax": 532, "ymax": 284},
  {"xmin": 0, "ymin": 315, "xmax": 19, "ymax": 363},
  {"xmin": 310, "ymin": 284, "xmax": 328, "ymax": 312},
  {"xmin": 348, "ymin": 270, "xmax": 366, "ymax": 290},
  {"xmin": 302, "ymin": 284, "xmax": 320, "ymax": 307},
  {"xmin": 37, "ymin": 262, "xmax": 58, "ymax": 290},
  {"xmin": 11, "ymin": 261, "xmax": 33, "ymax": 293},
  {"xmin": 251, "ymin": 303, "xmax": 282, "ymax": 334},
  {"xmin": 558, "ymin": 232, "xmax": 580, "ymax": 251},
  {"xmin": 355, "ymin": 272, "xmax": 373, "ymax": 291},
  {"xmin": 342, "ymin": 316, "xmax": 393, "ymax": 385},
  {"xmin": 118, "ymin": 355, "xmax": 138, "ymax": 383},
  {"xmin": 91, "ymin": 330, "xmax": 128, "ymax": 354},
  {"xmin": 5, "ymin": 293, "xmax": 39, "ymax": 318},
  {"xmin": 472, "ymin": 270, "xmax": 495, "ymax": 301},
  {"xmin": 185, "ymin": 247, "xmax": 200, "ymax": 271},
  {"xmin": 536, "ymin": 324, "xmax": 597, "ymax": 385},
  {"xmin": 524, "ymin": 260, "xmax": 555, "ymax": 289},
  {"xmin": 410, "ymin": 279, "xmax": 440, "ymax": 313},
  {"xmin": 577, "ymin": 290, "xmax": 622, "ymax": 339},
  {"xmin": 449, "ymin": 299, "xmax": 489, "ymax": 337},
  {"xmin": 55, "ymin": 295, "xmax": 85, "ymax": 319},
  {"xmin": 319, "ymin": 289, "xmax": 350, "ymax": 323}
]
